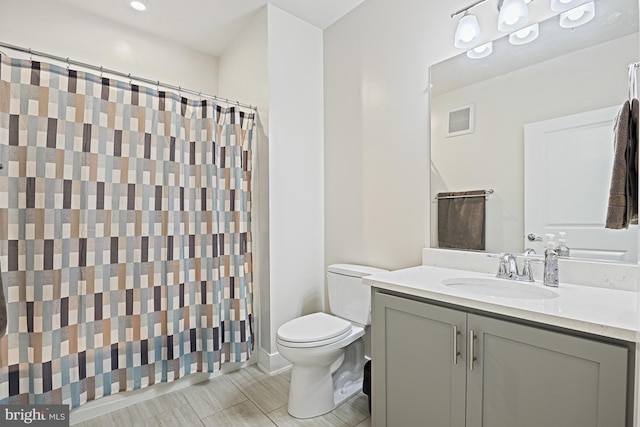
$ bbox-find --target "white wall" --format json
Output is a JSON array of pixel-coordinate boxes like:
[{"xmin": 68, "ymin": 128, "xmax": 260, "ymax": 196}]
[
  {"xmin": 217, "ymin": 6, "xmax": 271, "ymax": 363},
  {"xmin": 0, "ymin": 0, "xmax": 219, "ymax": 94},
  {"xmin": 220, "ymin": 8, "xmax": 326, "ymax": 372},
  {"xmin": 263, "ymin": 5, "xmax": 325, "ymax": 369},
  {"xmin": 218, "ymin": 7, "xmax": 269, "ymax": 115},
  {"xmin": 324, "ymin": 0, "xmax": 462, "ymax": 271}
]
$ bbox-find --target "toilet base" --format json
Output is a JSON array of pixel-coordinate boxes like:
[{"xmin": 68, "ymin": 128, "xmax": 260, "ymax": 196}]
[
  {"xmin": 285, "ymin": 338, "xmax": 366, "ymax": 419},
  {"xmin": 333, "ymin": 376, "xmax": 364, "ymax": 408},
  {"xmin": 287, "ymin": 362, "xmax": 338, "ymax": 419}
]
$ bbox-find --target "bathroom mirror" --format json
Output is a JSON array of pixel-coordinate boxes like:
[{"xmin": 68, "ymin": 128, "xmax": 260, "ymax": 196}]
[{"xmin": 430, "ymin": 0, "xmax": 639, "ymax": 263}]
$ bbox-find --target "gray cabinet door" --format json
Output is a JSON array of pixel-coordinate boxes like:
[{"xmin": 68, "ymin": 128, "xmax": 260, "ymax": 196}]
[
  {"xmin": 466, "ymin": 313, "xmax": 628, "ymax": 427},
  {"xmin": 372, "ymin": 292, "xmax": 467, "ymax": 427}
]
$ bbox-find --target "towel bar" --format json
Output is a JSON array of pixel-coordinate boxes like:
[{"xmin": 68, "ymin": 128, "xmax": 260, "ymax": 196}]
[{"xmin": 435, "ymin": 189, "xmax": 493, "ymax": 200}]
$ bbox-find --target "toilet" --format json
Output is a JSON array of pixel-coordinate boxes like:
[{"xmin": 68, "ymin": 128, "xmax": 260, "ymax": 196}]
[{"xmin": 276, "ymin": 263, "xmax": 388, "ymax": 419}]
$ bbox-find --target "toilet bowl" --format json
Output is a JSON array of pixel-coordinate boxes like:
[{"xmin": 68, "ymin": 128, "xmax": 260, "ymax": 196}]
[{"xmin": 276, "ymin": 264, "xmax": 387, "ymax": 419}]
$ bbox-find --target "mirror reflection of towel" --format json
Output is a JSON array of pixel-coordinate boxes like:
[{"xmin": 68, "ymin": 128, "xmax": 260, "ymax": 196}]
[
  {"xmin": 438, "ymin": 190, "xmax": 486, "ymax": 250},
  {"xmin": 606, "ymin": 99, "xmax": 638, "ymax": 229},
  {"xmin": 0, "ymin": 262, "xmax": 5, "ymax": 339}
]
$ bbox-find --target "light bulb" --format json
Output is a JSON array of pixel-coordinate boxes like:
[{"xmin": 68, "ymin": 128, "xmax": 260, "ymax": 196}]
[
  {"xmin": 550, "ymin": 0, "xmax": 584, "ymax": 12},
  {"xmin": 498, "ymin": 0, "xmax": 529, "ymax": 32},
  {"xmin": 461, "ymin": 27, "xmax": 476, "ymax": 42},
  {"xmin": 566, "ymin": 8, "xmax": 585, "ymax": 21},
  {"xmin": 559, "ymin": 2, "xmax": 595, "ymax": 28},
  {"xmin": 503, "ymin": 9, "xmax": 520, "ymax": 25},
  {"xmin": 509, "ymin": 23, "xmax": 539, "ymax": 45},
  {"xmin": 130, "ymin": 1, "xmax": 147, "ymax": 11},
  {"xmin": 466, "ymin": 42, "xmax": 493, "ymax": 59}
]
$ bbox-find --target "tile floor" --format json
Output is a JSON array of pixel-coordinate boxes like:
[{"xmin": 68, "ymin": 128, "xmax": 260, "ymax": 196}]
[{"xmin": 73, "ymin": 365, "xmax": 371, "ymax": 427}]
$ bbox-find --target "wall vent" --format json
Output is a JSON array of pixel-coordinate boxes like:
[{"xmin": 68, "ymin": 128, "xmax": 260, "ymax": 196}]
[{"xmin": 446, "ymin": 104, "xmax": 475, "ymax": 137}]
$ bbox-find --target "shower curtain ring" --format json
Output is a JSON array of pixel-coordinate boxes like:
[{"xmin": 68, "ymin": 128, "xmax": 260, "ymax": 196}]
[
  {"xmin": 28, "ymin": 48, "xmax": 32, "ymax": 62},
  {"xmin": 66, "ymin": 57, "xmax": 70, "ymax": 71},
  {"xmin": 99, "ymin": 66, "xmax": 103, "ymax": 78},
  {"xmin": 128, "ymin": 73, "xmax": 132, "ymax": 84}
]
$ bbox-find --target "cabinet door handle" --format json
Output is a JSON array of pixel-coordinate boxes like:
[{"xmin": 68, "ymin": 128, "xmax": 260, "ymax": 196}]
[
  {"xmin": 469, "ymin": 330, "xmax": 477, "ymax": 371},
  {"xmin": 452, "ymin": 325, "xmax": 461, "ymax": 365}
]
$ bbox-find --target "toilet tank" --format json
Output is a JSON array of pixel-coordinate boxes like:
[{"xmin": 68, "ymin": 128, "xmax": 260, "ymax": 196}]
[{"xmin": 327, "ymin": 264, "xmax": 388, "ymax": 326}]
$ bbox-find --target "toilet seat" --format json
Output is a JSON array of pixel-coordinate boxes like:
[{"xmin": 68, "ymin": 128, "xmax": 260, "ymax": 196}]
[{"xmin": 277, "ymin": 312, "xmax": 352, "ymax": 348}]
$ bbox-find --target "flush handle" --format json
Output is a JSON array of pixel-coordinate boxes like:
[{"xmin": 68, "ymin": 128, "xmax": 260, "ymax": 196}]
[
  {"xmin": 452, "ymin": 325, "xmax": 461, "ymax": 365},
  {"xmin": 469, "ymin": 330, "xmax": 477, "ymax": 371}
]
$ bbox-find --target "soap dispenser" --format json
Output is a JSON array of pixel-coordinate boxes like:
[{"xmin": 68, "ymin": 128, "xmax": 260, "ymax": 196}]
[
  {"xmin": 543, "ymin": 234, "xmax": 559, "ymax": 287},
  {"xmin": 557, "ymin": 232, "xmax": 570, "ymax": 257}
]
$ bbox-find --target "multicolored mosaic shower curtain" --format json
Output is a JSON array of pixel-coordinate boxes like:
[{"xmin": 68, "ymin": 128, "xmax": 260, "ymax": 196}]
[{"xmin": 0, "ymin": 54, "xmax": 254, "ymax": 408}]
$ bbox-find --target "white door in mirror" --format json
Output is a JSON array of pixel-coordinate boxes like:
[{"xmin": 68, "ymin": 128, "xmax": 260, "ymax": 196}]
[{"xmin": 524, "ymin": 105, "xmax": 637, "ymax": 263}]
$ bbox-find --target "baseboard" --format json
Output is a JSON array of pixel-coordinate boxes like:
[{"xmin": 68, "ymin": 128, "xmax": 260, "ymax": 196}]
[{"xmin": 257, "ymin": 346, "xmax": 291, "ymax": 374}]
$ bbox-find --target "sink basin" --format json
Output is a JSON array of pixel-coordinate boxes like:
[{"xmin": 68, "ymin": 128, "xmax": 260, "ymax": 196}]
[{"xmin": 442, "ymin": 277, "xmax": 559, "ymax": 300}]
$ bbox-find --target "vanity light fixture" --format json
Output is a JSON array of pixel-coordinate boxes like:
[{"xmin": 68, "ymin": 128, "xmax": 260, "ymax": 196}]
[
  {"xmin": 559, "ymin": 1, "xmax": 595, "ymax": 28},
  {"xmin": 550, "ymin": 0, "xmax": 584, "ymax": 12},
  {"xmin": 498, "ymin": 0, "xmax": 529, "ymax": 32},
  {"xmin": 466, "ymin": 41, "xmax": 493, "ymax": 59},
  {"xmin": 509, "ymin": 23, "xmax": 539, "ymax": 44},
  {"xmin": 451, "ymin": 0, "xmax": 489, "ymax": 49},
  {"xmin": 455, "ymin": 13, "xmax": 482, "ymax": 48},
  {"xmin": 129, "ymin": 0, "xmax": 148, "ymax": 11}
]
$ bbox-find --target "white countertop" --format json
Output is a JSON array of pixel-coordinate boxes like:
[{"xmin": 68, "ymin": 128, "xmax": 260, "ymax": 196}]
[{"xmin": 363, "ymin": 265, "xmax": 638, "ymax": 342}]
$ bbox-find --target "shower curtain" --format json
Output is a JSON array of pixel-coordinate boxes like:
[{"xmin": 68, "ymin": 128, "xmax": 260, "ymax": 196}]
[{"xmin": 0, "ymin": 54, "xmax": 254, "ymax": 408}]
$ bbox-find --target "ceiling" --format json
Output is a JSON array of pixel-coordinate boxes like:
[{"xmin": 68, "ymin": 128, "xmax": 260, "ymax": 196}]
[{"xmin": 55, "ymin": 0, "xmax": 365, "ymax": 56}]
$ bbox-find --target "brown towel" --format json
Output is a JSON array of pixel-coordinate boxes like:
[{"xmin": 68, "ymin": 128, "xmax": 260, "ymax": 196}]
[
  {"xmin": 606, "ymin": 99, "xmax": 639, "ymax": 229},
  {"xmin": 0, "ymin": 263, "xmax": 5, "ymax": 339},
  {"xmin": 437, "ymin": 190, "xmax": 486, "ymax": 250}
]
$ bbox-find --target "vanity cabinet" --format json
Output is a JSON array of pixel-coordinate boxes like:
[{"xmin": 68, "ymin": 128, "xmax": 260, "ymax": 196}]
[{"xmin": 371, "ymin": 291, "xmax": 629, "ymax": 427}]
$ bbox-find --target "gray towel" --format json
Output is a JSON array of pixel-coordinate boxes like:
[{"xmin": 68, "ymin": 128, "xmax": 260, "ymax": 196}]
[
  {"xmin": 437, "ymin": 190, "xmax": 486, "ymax": 250},
  {"xmin": 606, "ymin": 99, "xmax": 639, "ymax": 229}
]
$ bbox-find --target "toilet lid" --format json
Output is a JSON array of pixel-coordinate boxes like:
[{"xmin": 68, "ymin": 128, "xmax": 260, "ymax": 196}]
[{"xmin": 277, "ymin": 312, "xmax": 352, "ymax": 344}]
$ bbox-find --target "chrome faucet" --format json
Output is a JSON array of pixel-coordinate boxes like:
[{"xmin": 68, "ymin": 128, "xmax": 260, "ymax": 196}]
[{"xmin": 495, "ymin": 252, "xmax": 534, "ymax": 282}]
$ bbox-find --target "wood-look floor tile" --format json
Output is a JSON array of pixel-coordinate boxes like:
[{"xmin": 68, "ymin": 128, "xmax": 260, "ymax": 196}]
[
  {"xmin": 79, "ymin": 408, "xmax": 136, "ymax": 427},
  {"xmin": 118, "ymin": 390, "xmax": 188, "ymax": 423},
  {"xmin": 226, "ymin": 365, "xmax": 260, "ymax": 389},
  {"xmin": 278, "ymin": 368, "xmax": 292, "ymax": 382},
  {"xmin": 331, "ymin": 393, "xmax": 370, "ymax": 426},
  {"xmin": 181, "ymin": 375, "xmax": 248, "ymax": 419},
  {"xmin": 227, "ymin": 367, "xmax": 289, "ymax": 413},
  {"xmin": 133, "ymin": 404, "xmax": 204, "ymax": 427},
  {"xmin": 354, "ymin": 417, "xmax": 371, "ymax": 427},
  {"xmin": 267, "ymin": 406, "xmax": 349, "ymax": 427},
  {"xmin": 201, "ymin": 401, "xmax": 277, "ymax": 427},
  {"xmin": 72, "ymin": 365, "xmax": 368, "ymax": 427}
]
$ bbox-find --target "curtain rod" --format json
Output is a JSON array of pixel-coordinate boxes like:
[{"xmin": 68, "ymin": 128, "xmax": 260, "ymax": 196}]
[{"xmin": 0, "ymin": 41, "xmax": 257, "ymax": 111}]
